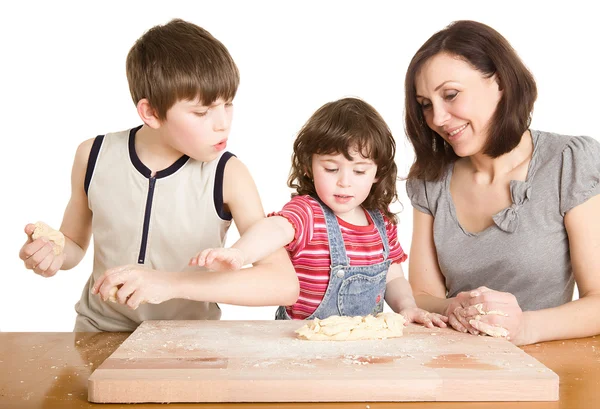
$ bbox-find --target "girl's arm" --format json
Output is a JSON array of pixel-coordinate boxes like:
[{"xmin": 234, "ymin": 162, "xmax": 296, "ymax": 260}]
[
  {"xmin": 409, "ymin": 209, "xmax": 477, "ymax": 333},
  {"xmin": 385, "ymin": 263, "xmax": 447, "ymax": 328}
]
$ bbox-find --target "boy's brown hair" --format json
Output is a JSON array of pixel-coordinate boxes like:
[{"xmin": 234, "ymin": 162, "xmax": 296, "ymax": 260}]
[
  {"xmin": 126, "ymin": 18, "xmax": 239, "ymax": 120},
  {"xmin": 288, "ymin": 97, "xmax": 399, "ymax": 223},
  {"xmin": 404, "ymin": 20, "xmax": 537, "ymax": 181}
]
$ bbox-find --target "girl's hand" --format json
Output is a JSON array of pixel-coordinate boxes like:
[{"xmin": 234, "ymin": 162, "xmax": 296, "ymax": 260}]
[
  {"xmin": 19, "ymin": 223, "xmax": 66, "ymax": 277},
  {"xmin": 443, "ymin": 291, "xmax": 480, "ymax": 335},
  {"xmin": 458, "ymin": 286, "xmax": 528, "ymax": 344},
  {"xmin": 400, "ymin": 307, "xmax": 448, "ymax": 328},
  {"xmin": 91, "ymin": 265, "xmax": 177, "ymax": 310},
  {"xmin": 189, "ymin": 248, "xmax": 245, "ymax": 271}
]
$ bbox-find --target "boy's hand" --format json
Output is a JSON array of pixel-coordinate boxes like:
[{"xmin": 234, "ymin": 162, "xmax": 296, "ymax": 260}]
[
  {"xmin": 19, "ymin": 223, "xmax": 66, "ymax": 277},
  {"xmin": 400, "ymin": 307, "xmax": 448, "ymax": 329},
  {"xmin": 189, "ymin": 248, "xmax": 245, "ymax": 272},
  {"xmin": 91, "ymin": 265, "xmax": 176, "ymax": 310}
]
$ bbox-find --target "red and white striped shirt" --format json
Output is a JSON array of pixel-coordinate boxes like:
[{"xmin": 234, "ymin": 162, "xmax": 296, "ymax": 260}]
[{"xmin": 270, "ymin": 195, "xmax": 407, "ymax": 320}]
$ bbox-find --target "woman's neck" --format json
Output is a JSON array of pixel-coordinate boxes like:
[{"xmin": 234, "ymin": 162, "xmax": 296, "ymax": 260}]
[{"xmin": 466, "ymin": 130, "xmax": 533, "ymax": 184}]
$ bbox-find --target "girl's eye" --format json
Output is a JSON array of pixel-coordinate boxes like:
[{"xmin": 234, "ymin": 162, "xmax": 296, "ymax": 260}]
[
  {"xmin": 195, "ymin": 111, "xmax": 208, "ymax": 117},
  {"xmin": 354, "ymin": 170, "xmax": 366, "ymax": 175},
  {"xmin": 324, "ymin": 168, "xmax": 338, "ymax": 173},
  {"xmin": 225, "ymin": 102, "xmax": 234, "ymax": 108}
]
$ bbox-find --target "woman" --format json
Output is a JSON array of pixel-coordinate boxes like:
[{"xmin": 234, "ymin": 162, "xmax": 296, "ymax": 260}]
[{"xmin": 404, "ymin": 20, "xmax": 600, "ymax": 345}]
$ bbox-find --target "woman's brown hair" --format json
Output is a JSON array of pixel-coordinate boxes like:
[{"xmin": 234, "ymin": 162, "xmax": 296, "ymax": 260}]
[
  {"xmin": 288, "ymin": 97, "xmax": 399, "ymax": 223},
  {"xmin": 405, "ymin": 20, "xmax": 537, "ymax": 181}
]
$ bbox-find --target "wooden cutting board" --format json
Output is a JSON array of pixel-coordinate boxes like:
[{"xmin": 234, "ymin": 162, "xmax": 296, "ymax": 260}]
[{"xmin": 88, "ymin": 320, "xmax": 558, "ymax": 403}]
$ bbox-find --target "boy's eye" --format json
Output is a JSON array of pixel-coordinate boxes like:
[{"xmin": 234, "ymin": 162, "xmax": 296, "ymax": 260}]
[
  {"xmin": 324, "ymin": 168, "xmax": 338, "ymax": 173},
  {"xmin": 194, "ymin": 111, "xmax": 208, "ymax": 117},
  {"xmin": 225, "ymin": 102, "xmax": 234, "ymax": 108}
]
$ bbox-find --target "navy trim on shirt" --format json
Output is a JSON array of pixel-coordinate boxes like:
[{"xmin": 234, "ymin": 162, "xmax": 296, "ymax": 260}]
[
  {"xmin": 128, "ymin": 125, "xmax": 189, "ymax": 179},
  {"xmin": 84, "ymin": 135, "xmax": 105, "ymax": 196},
  {"xmin": 214, "ymin": 152, "xmax": 235, "ymax": 221}
]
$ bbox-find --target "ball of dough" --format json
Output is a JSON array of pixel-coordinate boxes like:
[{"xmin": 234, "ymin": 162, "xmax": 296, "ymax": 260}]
[{"xmin": 32, "ymin": 221, "xmax": 65, "ymax": 256}]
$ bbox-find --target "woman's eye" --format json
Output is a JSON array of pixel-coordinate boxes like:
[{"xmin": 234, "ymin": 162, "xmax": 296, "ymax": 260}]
[
  {"xmin": 444, "ymin": 92, "xmax": 458, "ymax": 101},
  {"xmin": 420, "ymin": 101, "xmax": 432, "ymax": 111}
]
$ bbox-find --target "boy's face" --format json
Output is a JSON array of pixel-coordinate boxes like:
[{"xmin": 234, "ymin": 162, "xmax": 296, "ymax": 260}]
[{"xmin": 159, "ymin": 98, "xmax": 233, "ymax": 162}]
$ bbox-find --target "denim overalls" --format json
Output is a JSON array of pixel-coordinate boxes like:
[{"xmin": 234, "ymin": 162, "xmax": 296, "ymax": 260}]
[{"xmin": 276, "ymin": 199, "xmax": 391, "ymax": 320}]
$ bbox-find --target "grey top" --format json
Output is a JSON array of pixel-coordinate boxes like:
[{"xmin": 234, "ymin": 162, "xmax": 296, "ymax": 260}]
[{"xmin": 406, "ymin": 130, "xmax": 600, "ymax": 311}]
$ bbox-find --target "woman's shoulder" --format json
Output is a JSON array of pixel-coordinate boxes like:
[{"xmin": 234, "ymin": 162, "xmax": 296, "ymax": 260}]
[
  {"xmin": 405, "ymin": 165, "xmax": 452, "ymax": 216},
  {"xmin": 533, "ymin": 129, "xmax": 600, "ymax": 157}
]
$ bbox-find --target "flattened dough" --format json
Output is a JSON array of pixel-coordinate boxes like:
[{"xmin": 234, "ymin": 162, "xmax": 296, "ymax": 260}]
[
  {"xmin": 295, "ymin": 312, "xmax": 406, "ymax": 341},
  {"xmin": 32, "ymin": 221, "xmax": 65, "ymax": 255}
]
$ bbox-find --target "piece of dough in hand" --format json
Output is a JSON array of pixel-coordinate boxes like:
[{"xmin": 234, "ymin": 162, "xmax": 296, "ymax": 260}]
[
  {"xmin": 108, "ymin": 286, "xmax": 119, "ymax": 303},
  {"xmin": 32, "ymin": 221, "xmax": 65, "ymax": 255},
  {"xmin": 295, "ymin": 312, "xmax": 406, "ymax": 341}
]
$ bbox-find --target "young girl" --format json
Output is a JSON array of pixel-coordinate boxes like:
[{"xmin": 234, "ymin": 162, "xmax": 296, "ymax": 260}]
[{"xmin": 191, "ymin": 97, "xmax": 447, "ymax": 327}]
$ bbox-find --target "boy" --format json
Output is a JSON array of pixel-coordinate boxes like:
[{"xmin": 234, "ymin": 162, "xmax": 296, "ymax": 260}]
[{"xmin": 18, "ymin": 19, "xmax": 298, "ymax": 332}]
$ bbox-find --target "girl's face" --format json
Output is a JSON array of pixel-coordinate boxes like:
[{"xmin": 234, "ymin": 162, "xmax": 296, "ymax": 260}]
[
  {"xmin": 414, "ymin": 52, "xmax": 502, "ymax": 158},
  {"xmin": 311, "ymin": 149, "xmax": 378, "ymax": 222}
]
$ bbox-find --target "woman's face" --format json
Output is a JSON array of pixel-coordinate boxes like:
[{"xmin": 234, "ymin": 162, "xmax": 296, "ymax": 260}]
[{"xmin": 415, "ymin": 52, "xmax": 502, "ymax": 157}]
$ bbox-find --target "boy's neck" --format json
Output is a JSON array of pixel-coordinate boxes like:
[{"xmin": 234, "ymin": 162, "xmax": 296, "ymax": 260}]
[{"xmin": 134, "ymin": 125, "xmax": 186, "ymax": 176}]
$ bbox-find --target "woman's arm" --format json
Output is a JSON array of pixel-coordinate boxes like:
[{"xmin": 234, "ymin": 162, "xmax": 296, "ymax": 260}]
[{"xmin": 523, "ymin": 194, "xmax": 600, "ymax": 343}]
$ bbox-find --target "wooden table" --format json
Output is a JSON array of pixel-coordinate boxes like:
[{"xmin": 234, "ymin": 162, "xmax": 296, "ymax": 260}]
[{"xmin": 0, "ymin": 331, "xmax": 598, "ymax": 409}]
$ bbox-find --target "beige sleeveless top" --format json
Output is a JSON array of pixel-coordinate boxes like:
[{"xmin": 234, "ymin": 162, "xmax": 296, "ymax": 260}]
[{"xmin": 74, "ymin": 126, "xmax": 233, "ymax": 331}]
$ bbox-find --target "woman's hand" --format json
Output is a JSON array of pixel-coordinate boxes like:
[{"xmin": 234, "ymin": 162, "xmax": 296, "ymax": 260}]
[
  {"xmin": 443, "ymin": 291, "xmax": 480, "ymax": 335},
  {"xmin": 458, "ymin": 286, "xmax": 528, "ymax": 345}
]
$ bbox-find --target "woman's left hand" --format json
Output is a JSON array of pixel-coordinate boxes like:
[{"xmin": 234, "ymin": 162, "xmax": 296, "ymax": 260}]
[{"xmin": 458, "ymin": 286, "xmax": 530, "ymax": 345}]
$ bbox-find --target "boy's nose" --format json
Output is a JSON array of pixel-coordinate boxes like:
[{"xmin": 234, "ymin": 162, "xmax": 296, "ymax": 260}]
[{"xmin": 212, "ymin": 105, "xmax": 230, "ymax": 131}]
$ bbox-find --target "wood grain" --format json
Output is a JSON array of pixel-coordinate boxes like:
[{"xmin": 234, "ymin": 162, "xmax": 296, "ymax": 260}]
[{"xmin": 88, "ymin": 320, "xmax": 558, "ymax": 403}]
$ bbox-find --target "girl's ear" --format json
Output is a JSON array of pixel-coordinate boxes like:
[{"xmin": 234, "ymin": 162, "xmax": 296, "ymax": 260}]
[
  {"xmin": 303, "ymin": 166, "xmax": 313, "ymax": 181},
  {"xmin": 136, "ymin": 99, "xmax": 161, "ymax": 129}
]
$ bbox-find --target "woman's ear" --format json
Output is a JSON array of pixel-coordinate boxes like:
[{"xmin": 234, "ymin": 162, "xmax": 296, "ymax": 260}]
[
  {"xmin": 492, "ymin": 73, "xmax": 504, "ymax": 92},
  {"xmin": 136, "ymin": 99, "xmax": 161, "ymax": 129}
]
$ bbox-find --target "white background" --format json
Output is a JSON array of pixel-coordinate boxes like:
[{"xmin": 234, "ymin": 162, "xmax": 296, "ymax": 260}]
[{"xmin": 1, "ymin": 1, "xmax": 598, "ymax": 331}]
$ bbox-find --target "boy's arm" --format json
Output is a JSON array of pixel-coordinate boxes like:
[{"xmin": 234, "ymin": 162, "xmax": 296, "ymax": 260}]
[
  {"xmin": 94, "ymin": 157, "xmax": 300, "ymax": 308},
  {"xmin": 19, "ymin": 139, "xmax": 93, "ymax": 275},
  {"xmin": 59, "ymin": 138, "xmax": 94, "ymax": 269}
]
